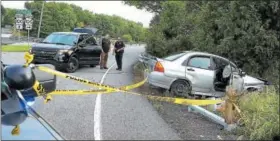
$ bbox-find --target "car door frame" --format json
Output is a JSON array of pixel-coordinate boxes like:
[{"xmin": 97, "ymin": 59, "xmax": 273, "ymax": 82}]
[
  {"xmin": 182, "ymin": 54, "xmax": 216, "ymax": 93},
  {"xmin": 75, "ymin": 34, "xmax": 98, "ymax": 65}
]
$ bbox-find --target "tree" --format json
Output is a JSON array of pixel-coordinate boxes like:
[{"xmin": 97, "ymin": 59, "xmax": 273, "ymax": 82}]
[
  {"xmin": 123, "ymin": 1, "xmax": 165, "ymax": 13},
  {"xmin": 2, "ymin": 8, "xmax": 17, "ymax": 26},
  {"xmin": 122, "ymin": 34, "xmax": 132, "ymax": 42},
  {"xmin": 22, "ymin": 1, "xmax": 147, "ymax": 41},
  {"xmin": 132, "ymin": 0, "xmax": 279, "ymax": 85},
  {"xmin": 1, "ymin": 5, "xmax": 6, "ymax": 27}
]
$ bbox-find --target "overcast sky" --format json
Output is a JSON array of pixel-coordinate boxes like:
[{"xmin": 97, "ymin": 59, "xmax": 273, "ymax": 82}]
[{"xmin": 2, "ymin": 1, "xmax": 154, "ymax": 27}]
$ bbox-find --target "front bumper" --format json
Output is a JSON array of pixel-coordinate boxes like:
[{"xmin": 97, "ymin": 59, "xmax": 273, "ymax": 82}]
[{"xmin": 33, "ymin": 57, "xmax": 68, "ymax": 70}]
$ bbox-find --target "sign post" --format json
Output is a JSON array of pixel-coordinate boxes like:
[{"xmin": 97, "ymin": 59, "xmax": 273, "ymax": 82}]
[
  {"xmin": 14, "ymin": 10, "xmax": 33, "ymax": 45},
  {"xmin": 25, "ymin": 14, "xmax": 33, "ymax": 47},
  {"xmin": 15, "ymin": 13, "xmax": 24, "ymax": 41}
]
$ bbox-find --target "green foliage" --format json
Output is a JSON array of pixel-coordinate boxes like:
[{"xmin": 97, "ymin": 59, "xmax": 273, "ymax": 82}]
[
  {"xmin": 2, "ymin": 8, "xmax": 17, "ymax": 26},
  {"xmin": 1, "ymin": 5, "xmax": 5, "ymax": 27},
  {"xmin": 123, "ymin": 1, "xmax": 165, "ymax": 13},
  {"xmin": 122, "ymin": 34, "xmax": 132, "ymax": 42},
  {"xmin": 2, "ymin": 45, "xmax": 31, "ymax": 52},
  {"xmin": 2, "ymin": 2, "xmax": 147, "ymax": 42},
  {"xmin": 1, "ymin": 5, "xmax": 5, "ymax": 15},
  {"xmin": 238, "ymin": 87, "xmax": 279, "ymax": 140},
  {"xmin": 128, "ymin": 1, "xmax": 279, "ymax": 86}
]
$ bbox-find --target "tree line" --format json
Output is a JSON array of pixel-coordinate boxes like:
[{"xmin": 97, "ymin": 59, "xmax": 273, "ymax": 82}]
[
  {"xmin": 124, "ymin": 1, "xmax": 279, "ymax": 86},
  {"xmin": 1, "ymin": 1, "xmax": 147, "ymax": 43}
]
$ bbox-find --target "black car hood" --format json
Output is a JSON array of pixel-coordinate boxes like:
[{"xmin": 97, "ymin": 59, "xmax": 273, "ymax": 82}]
[{"xmin": 32, "ymin": 43, "xmax": 73, "ymax": 51}]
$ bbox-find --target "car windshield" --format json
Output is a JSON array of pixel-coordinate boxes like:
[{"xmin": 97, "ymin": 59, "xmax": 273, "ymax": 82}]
[
  {"xmin": 163, "ymin": 52, "xmax": 186, "ymax": 61},
  {"xmin": 42, "ymin": 33, "xmax": 78, "ymax": 46}
]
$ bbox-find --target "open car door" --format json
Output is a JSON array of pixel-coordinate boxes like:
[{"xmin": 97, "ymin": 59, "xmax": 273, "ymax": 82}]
[{"xmin": 222, "ymin": 64, "xmax": 245, "ymax": 93}]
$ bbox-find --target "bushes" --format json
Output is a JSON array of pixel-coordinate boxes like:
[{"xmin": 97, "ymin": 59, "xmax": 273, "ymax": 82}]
[{"xmin": 238, "ymin": 87, "xmax": 279, "ymax": 140}]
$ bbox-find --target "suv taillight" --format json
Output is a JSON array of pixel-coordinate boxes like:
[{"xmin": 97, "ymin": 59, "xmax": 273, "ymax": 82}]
[{"xmin": 154, "ymin": 61, "xmax": 164, "ymax": 72}]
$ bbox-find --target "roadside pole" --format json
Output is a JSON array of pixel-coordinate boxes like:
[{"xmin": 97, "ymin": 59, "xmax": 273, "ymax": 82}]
[
  {"xmin": 37, "ymin": 1, "xmax": 45, "ymax": 39},
  {"xmin": 25, "ymin": 14, "xmax": 33, "ymax": 47},
  {"xmin": 27, "ymin": 29, "xmax": 30, "ymax": 47},
  {"xmin": 15, "ymin": 13, "xmax": 23, "ymax": 42}
]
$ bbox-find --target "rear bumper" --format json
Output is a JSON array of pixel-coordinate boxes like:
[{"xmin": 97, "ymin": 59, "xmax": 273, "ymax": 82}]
[{"xmin": 148, "ymin": 71, "xmax": 175, "ymax": 90}]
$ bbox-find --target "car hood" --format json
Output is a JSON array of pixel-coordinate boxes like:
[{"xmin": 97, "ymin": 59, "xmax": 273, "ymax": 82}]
[
  {"xmin": 243, "ymin": 75, "xmax": 265, "ymax": 86},
  {"xmin": 32, "ymin": 43, "xmax": 73, "ymax": 51}
]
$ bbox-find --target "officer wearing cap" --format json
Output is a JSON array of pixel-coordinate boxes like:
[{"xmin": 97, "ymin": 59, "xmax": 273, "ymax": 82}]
[{"xmin": 114, "ymin": 37, "xmax": 125, "ymax": 71}]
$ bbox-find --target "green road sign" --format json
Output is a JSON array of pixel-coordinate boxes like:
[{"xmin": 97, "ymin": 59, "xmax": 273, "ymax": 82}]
[{"xmin": 16, "ymin": 9, "xmax": 32, "ymax": 15}]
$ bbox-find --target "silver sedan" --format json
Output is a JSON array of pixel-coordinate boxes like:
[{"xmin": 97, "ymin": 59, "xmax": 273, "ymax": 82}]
[{"xmin": 139, "ymin": 51, "xmax": 265, "ymax": 98}]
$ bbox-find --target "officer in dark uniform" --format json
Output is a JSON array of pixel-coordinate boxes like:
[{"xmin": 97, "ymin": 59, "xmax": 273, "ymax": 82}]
[
  {"xmin": 114, "ymin": 37, "xmax": 125, "ymax": 71},
  {"xmin": 100, "ymin": 34, "xmax": 111, "ymax": 69}
]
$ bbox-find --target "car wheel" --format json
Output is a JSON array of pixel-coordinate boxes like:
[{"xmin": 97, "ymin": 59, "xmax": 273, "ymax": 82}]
[
  {"xmin": 90, "ymin": 65, "xmax": 96, "ymax": 68},
  {"xmin": 170, "ymin": 79, "xmax": 193, "ymax": 98},
  {"xmin": 65, "ymin": 57, "xmax": 79, "ymax": 73}
]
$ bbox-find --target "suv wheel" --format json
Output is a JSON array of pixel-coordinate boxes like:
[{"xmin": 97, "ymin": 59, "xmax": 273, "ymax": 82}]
[
  {"xmin": 66, "ymin": 57, "xmax": 79, "ymax": 73},
  {"xmin": 170, "ymin": 80, "xmax": 194, "ymax": 98}
]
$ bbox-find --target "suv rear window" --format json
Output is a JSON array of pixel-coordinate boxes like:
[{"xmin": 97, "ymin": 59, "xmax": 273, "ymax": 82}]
[{"xmin": 163, "ymin": 52, "xmax": 186, "ymax": 61}]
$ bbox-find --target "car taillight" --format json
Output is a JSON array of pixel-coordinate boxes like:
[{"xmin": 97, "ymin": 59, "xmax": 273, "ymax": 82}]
[{"xmin": 154, "ymin": 61, "xmax": 164, "ymax": 72}]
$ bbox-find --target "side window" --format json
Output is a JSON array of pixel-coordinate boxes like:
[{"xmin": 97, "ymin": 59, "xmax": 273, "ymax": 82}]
[
  {"xmin": 86, "ymin": 36, "xmax": 97, "ymax": 45},
  {"xmin": 78, "ymin": 35, "xmax": 86, "ymax": 44},
  {"xmin": 213, "ymin": 57, "xmax": 229, "ymax": 69},
  {"xmin": 213, "ymin": 57, "xmax": 238, "ymax": 72},
  {"xmin": 187, "ymin": 56, "xmax": 211, "ymax": 70}
]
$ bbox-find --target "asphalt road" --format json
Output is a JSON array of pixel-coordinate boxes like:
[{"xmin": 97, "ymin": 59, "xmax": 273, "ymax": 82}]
[{"xmin": 1, "ymin": 45, "xmax": 181, "ymax": 140}]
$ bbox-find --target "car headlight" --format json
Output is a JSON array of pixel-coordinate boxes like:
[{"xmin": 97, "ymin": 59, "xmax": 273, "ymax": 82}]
[{"xmin": 58, "ymin": 50, "xmax": 69, "ymax": 55}]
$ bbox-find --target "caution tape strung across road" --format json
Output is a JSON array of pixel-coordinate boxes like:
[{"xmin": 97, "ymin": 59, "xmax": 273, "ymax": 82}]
[{"xmin": 25, "ymin": 52, "xmax": 223, "ymax": 106}]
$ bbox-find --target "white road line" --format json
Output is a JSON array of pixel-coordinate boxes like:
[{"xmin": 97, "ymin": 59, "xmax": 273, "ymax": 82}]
[{"xmin": 94, "ymin": 62, "xmax": 116, "ymax": 140}]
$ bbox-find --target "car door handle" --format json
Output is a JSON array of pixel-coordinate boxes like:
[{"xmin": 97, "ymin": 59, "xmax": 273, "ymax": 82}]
[{"xmin": 187, "ymin": 68, "xmax": 195, "ymax": 71}]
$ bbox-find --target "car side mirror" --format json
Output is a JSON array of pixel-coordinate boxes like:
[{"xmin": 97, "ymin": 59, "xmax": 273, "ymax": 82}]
[{"xmin": 240, "ymin": 69, "xmax": 246, "ymax": 77}]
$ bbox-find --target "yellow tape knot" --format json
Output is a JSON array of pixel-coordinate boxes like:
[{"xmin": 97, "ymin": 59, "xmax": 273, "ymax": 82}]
[
  {"xmin": 44, "ymin": 95, "xmax": 52, "ymax": 103},
  {"xmin": 11, "ymin": 125, "xmax": 20, "ymax": 136}
]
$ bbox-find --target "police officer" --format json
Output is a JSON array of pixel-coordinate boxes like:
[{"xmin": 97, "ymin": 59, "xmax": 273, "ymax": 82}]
[
  {"xmin": 100, "ymin": 34, "xmax": 111, "ymax": 69},
  {"xmin": 114, "ymin": 37, "xmax": 125, "ymax": 71}
]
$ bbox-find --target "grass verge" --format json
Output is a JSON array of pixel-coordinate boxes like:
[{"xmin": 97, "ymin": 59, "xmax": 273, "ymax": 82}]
[
  {"xmin": 2, "ymin": 45, "xmax": 31, "ymax": 52},
  {"xmin": 238, "ymin": 87, "xmax": 280, "ymax": 140},
  {"xmin": 133, "ymin": 61, "xmax": 165, "ymax": 111}
]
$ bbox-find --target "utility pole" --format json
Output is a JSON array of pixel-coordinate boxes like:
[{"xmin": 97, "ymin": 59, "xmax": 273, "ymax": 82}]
[{"xmin": 37, "ymin": 1, "xmax": 45, "ymax": 39}]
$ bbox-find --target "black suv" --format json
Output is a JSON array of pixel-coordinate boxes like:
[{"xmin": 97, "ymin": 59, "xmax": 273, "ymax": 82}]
[{"xmin": 30, "ymin": 31, "xmax": 102, "ymax": 73}]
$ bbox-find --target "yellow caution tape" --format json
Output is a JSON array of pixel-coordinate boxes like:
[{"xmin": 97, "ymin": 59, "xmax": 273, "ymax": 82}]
[
  {"xmin": 49, "ymin": 89, "xmax": 111, "ymax": 95},
  {"xmin": 37, "ymin": 66, "xmax": 118, "ymax": 92},
  {"xmin": 24, "ymin": 52, "xmax": 34, "ymax": 67},
  {"xmin": 32, "ymin": 80, "xmax": 52, "ymax": 103},
  {"xmin": 145, "ymin": 95, "xmax": 223, "ymax": 106},
  {"xmin": 33, "ymin": 80, "xmax": 45, "ymax": 95},
  {"xmin": 24, "ymin": 51, "xmax": 222, "ymax": 106}
]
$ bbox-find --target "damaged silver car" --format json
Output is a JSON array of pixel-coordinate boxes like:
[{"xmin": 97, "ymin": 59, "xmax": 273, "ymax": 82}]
[{"xmin": 139, "ymin": 51, "xmax": 267, "ymax": 98}]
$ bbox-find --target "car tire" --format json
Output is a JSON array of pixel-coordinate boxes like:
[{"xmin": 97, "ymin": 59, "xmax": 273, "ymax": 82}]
[
  {"xmin": 170, "ymin": 79, "xmax": 194, "ymax": 98},
  {"xmin": 65, "ymin": 57, "xmax": 79, "ymax": 73}
]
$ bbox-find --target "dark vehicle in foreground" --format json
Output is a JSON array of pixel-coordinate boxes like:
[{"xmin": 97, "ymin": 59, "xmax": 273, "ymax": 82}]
[
  {"xmin": 1, "ymin": 62, "xmax": 63, "ymax": 140},
  {"xmin": 30, "ymin": 32, "xmax": 102, "ymax": 73}
]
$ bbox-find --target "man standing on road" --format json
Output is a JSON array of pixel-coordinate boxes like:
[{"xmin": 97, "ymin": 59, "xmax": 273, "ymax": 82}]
[
  {"xmin": 100, "ymin": 34, "xmax": 111, "ymax": 69},
  {"xmin": 114, "ymin": 37, "xmax": 125, "ymax": 71}
]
